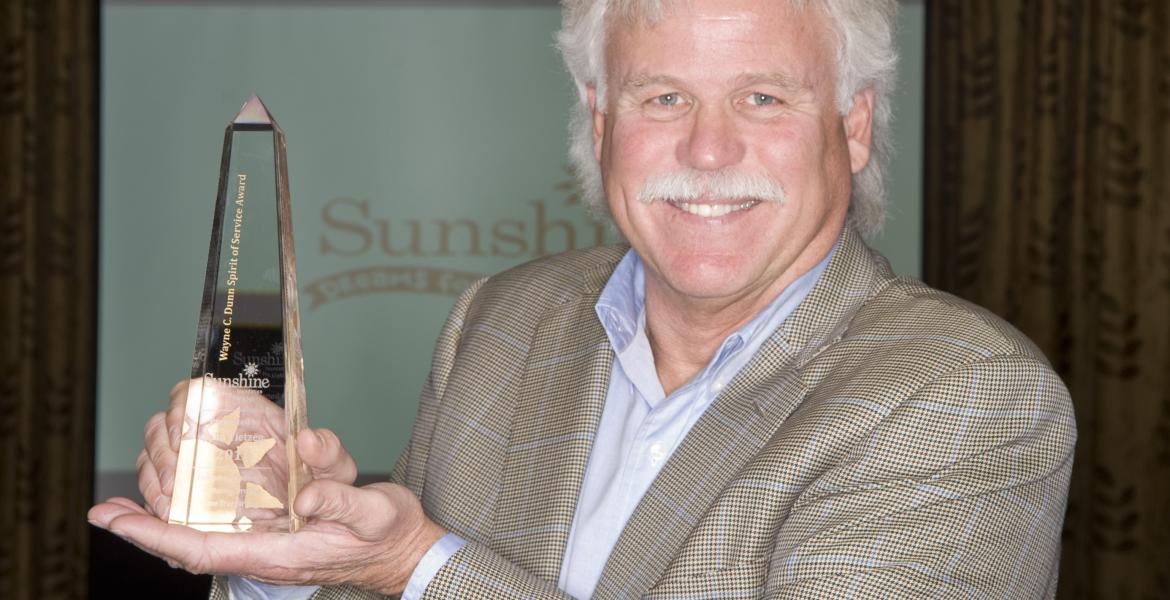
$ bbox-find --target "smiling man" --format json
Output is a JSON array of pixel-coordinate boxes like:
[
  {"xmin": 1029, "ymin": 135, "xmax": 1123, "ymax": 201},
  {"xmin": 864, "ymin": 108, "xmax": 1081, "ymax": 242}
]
[
  {"xmin": 592, "ymin": 0, "xmax": 870, "ymax": 396},
  {"xmin": 91, "ymin": 1, "xmax": 1076, "ymax": 598}
]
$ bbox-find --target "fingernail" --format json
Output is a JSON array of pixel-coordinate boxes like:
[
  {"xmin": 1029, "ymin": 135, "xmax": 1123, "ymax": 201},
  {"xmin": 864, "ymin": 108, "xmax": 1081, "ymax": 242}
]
[{"xmin": 314, "ymin": 430, "xmax": 326, "ymax": 446}]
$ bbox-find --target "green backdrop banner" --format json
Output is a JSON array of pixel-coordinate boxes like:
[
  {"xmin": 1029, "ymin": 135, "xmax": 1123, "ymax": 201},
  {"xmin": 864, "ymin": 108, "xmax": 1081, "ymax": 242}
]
[{"xmin": 99, "ymin": 1, "xmax": 924, "ymax": 492}]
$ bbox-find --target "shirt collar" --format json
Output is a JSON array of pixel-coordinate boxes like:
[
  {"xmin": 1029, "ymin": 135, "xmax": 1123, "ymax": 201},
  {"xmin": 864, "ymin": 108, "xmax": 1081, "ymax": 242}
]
[{"xmin": 594, "ymin": 250, "xmax": 645, "ymax": 355}]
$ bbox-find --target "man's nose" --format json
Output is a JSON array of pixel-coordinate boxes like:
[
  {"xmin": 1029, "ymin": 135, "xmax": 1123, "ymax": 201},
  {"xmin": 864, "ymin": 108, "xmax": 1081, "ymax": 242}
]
[{"xmin": 677, "ymin": 104, "xmax": 746, "ymax": 171}]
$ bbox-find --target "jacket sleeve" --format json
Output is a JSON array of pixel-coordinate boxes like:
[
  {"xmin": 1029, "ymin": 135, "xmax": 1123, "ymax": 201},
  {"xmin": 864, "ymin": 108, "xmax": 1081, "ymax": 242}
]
[
  {"xmin": 763, "ymin": 355, "xmax": 1076, "ymax": 599},
  {"xmin": 398, "ymin": 275, "xmax": 574, "ymax": 599},
  {"xmin": 390, "ymin": 277, "xmax": 487, "ymax": 494}
]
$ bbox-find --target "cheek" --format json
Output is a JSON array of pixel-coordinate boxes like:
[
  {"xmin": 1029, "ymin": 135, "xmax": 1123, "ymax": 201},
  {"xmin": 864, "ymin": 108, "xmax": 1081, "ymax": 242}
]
[
  {"xmin": 745, "ymin": 121, "xmax": 826, "ymax": 189},
  {"xmin": 605, "ymin": 119, "xmax": 680, "ymax": 182}
]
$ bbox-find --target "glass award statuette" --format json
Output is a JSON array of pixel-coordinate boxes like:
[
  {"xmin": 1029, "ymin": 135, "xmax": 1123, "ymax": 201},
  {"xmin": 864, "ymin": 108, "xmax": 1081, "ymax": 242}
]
[{"xmin": 169, "ymin": 95, "xmax": 310, "ymax": 533}]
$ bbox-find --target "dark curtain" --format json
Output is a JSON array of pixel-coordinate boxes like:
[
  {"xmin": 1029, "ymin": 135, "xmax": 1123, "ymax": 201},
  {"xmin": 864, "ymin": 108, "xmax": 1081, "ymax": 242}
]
[
  {"xmin": 926, "ymin": 1, "xmax": 1170, "ymax": 597},
  {"xmin": 0, "ymin": 0, "xmax": 97, "ymax": 598}
]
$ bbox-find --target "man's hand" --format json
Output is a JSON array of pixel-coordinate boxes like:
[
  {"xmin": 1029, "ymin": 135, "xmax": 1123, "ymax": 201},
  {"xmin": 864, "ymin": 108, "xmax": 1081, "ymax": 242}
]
[
  {"xmin": 89, "ymin": 476, "xmax": 446, "ymax": 594},
  {"xmin": 134, "ymin": 378, "xmax": 314, "ymax": 523},
  {"xmin": 88, "ymin": 379, "xmax": 446, "ymax": 595}
]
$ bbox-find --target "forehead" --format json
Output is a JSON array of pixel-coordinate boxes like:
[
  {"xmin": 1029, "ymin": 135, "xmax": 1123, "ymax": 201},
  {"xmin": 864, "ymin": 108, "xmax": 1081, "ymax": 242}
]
[{"xmin": 604, "ymin": 0, "xmax": 835, "ymax": 85}]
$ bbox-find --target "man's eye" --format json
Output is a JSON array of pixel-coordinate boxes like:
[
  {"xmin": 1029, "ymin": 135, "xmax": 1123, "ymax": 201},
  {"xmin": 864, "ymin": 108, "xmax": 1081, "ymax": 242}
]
[
  {"xmin": 749, "ymin": 93, "xmax": 780, "ymax": 106},
  {"xmin": 654, "ymin": 93, "xmax": 681, "ymax": 106}
]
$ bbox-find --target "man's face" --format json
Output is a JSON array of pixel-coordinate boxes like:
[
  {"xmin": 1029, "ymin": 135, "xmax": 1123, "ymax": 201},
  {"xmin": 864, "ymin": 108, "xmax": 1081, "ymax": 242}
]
[{"xmin": 592, "ymin": 0, "xmax": 874, "ymax": 308}]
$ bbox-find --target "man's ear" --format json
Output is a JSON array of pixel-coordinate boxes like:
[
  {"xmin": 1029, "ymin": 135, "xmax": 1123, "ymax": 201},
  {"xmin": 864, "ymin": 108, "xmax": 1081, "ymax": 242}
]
[
  {"xmin": 844, "ymin": 86, "xmax": 875, "ymax": 174},
  {"xmin": 588, "ymin": 85, "xmax": 605, "ymax": 162}
]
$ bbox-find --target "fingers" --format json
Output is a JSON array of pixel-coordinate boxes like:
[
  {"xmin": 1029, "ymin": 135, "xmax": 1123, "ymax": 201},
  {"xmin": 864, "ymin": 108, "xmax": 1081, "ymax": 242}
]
[
  {"xmin": 146, "ymin": 411, "xmax": 177, "ymax": 474},
  {"xmin": 105, "ymin": 496, "xmax": 150, "ymax": 512},
  {"xmin": 137, "ymin": 382, "xmax": 191, "ymax": 520},
  {"xmin": 101, "ymin": 511, "xmax": 256, "ymax": 575},
  {"xmin": 90, "ymin": 498, "xmax": 299, "ymax": 582},
  {"xmin": 89, "ymin": 497, "xmax": 150, "ymax": 527},
  {"xmin": 136, "ymin": 448, "xmax": 170, "ymax": 518},
  {"xmin": 93, "ymin": 499, "xmax": 273, "ymax": 576},
  {"xmin": 167, "ymin": 379, "xmax": 193, "ymax": 446},
  {"xmin": 296, "ymin": 428, "xmax": 357, "ymax": 485},
  {"xmin": 143, "ymin": 411, "xmax": 178, "ymax": 498},
  {"xmin": 169, "ymin": 378, "xmax": 189, "ymax": 400}
]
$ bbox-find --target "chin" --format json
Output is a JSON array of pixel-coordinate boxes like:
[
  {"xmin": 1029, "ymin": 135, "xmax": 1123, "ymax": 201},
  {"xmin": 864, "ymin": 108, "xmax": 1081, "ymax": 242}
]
[{"xmin": 658, "ymin": 260, "xmax": 762, "ymax": 301}]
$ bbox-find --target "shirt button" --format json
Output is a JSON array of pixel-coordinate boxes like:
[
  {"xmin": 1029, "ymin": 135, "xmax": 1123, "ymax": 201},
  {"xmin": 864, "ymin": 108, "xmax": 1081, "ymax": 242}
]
[
  {"xmin": 712, "ymin": 378, "xmax": 725, "ymax": 392},
  {"xmin": 649, "ymin": 442, "xmax": 666, "ymax": 465}
]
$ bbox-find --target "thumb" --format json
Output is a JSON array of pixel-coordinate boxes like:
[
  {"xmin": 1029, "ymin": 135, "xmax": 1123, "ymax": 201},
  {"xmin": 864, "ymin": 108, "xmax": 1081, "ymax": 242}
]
[
  {"xmin": 296, "ymin": 428, "xmax": 357, "ymax": 484},
  {"xmin": 294, "ymin": 479, "xmax": 393, "ymax": 540}
]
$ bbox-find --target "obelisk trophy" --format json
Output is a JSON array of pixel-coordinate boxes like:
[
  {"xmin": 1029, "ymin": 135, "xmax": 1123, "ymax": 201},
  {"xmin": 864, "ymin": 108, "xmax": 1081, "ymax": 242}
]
[{"xmin": 169, "ymin": 95, "xmax": 310, "ymax": 533}]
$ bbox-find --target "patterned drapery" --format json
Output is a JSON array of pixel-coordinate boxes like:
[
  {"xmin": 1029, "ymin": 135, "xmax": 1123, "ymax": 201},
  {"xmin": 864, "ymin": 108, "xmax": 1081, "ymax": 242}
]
[
  {"xmin": 925, "ymin": 1, "xmax": 1170, "ymax": 597},
  {"xmin": 0, "ymin": 0, "xmax": 97, "ymax": 598}
]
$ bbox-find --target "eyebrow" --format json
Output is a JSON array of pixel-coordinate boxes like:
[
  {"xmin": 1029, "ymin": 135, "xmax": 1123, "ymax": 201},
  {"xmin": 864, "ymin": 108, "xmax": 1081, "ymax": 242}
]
[
  {"xmin": 619, "ymin": 72, "xmax": 810, "ymax": 94},
  {"xmin": 621, "ymin": 74, "xmax": 683, "ymax": 91},
  {"xmin": 732, "ymin": 72, "xmax": 809, "ymax": 93}
]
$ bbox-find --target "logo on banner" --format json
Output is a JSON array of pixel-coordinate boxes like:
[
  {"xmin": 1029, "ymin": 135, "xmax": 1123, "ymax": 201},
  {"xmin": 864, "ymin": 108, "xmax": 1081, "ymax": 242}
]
[{"xmin": 304, "ymin": 170, "xmax": 611, "ymax": 309}]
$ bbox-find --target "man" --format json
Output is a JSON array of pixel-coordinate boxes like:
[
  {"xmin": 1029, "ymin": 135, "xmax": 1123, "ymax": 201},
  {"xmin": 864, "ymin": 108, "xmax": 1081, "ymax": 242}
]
[{"xmin": 90, "ymin": 0, "xmax": 1076, "ymax": 597}]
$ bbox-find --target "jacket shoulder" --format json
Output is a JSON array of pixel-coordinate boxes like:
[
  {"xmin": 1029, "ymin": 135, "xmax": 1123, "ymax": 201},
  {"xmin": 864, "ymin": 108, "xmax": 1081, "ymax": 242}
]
[
  {"xmin": 836, "ymin": 274, "xmax": 1059, "ymax": 385},
  {"xmin": 467, "ymin": 245, "xmax": 627, "ymax": 317},
  {"xmin": 873, "ymin": 277, "xmax": 1045, "ymax": 356}
]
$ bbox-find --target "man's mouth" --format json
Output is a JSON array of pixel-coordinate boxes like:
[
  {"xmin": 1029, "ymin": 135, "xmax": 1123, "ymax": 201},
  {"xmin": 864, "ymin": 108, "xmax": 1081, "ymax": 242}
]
[{"xmin": 668, "ymin": 199, "xmax": 759, "ymax": 218}]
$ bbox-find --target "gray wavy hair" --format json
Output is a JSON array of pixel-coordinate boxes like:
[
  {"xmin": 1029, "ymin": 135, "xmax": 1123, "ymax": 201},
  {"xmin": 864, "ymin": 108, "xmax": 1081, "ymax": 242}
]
[{"xmin": 555, "ymin": 0, "xmax": 898, "ymax": 237}]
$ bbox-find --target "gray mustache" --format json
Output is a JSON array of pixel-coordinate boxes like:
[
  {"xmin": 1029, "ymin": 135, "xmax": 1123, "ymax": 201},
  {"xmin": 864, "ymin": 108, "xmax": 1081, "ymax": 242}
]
[{"xmin": 637, "ymin": 170, "xmax": 787, "ymax": 204}]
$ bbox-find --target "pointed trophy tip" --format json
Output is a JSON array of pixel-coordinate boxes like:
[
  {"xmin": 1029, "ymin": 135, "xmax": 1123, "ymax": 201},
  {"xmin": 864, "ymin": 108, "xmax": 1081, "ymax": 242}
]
[{"xmin": 233, "ymin": 94, "xmax": 273, "ymax": 125}]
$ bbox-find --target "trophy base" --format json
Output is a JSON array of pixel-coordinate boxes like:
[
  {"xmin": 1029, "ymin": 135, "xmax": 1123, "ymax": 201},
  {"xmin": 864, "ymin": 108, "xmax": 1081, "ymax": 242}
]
[
  {"xmin": 167, "ymin": 517, "xmax": 290, "ymax": 534},
  {"xmin": 167, "ymin": 379, "xmax": 301, "ymax": 534}
]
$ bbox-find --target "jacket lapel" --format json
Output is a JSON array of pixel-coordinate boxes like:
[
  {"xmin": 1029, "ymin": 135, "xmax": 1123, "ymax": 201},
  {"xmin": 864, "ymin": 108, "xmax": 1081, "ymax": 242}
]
[
  {"xmin": 488, "ymin": 258, "xmax": 618, "ymax": 581},
  {"xmin": 592, "ymin": 229, "xmax": 886, "ymax": 598}
]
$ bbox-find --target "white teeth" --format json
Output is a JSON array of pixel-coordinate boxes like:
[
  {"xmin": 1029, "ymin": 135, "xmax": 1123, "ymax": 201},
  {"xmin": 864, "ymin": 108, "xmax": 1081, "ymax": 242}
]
[{"xmin": 671, "ymin": 200, "xmax": 757, "ymax": 218}]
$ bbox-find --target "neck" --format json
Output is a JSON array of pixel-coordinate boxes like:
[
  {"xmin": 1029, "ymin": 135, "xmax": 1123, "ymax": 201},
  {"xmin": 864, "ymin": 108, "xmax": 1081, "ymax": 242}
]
[
  {"xmin": 642, "ymin": 229, "xmax": 838, "ymax": 396},
  {"xmin": 644, "ymin": 290, "xmax": 765, "ymax": 395}
]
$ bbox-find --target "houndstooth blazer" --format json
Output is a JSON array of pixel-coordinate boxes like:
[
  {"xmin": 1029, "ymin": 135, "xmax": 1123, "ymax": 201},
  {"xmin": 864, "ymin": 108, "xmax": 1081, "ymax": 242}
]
[{"xmin": 211, "ymin": 227, "xmax": 1075, "ymax": 599}]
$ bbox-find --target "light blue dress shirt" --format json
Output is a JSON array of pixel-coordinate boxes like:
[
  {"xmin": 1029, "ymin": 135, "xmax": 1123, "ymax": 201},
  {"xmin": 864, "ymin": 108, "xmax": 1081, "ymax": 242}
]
[{"xmin": 230, "ymin": 245, "xmax": 832, "ymax": 600}]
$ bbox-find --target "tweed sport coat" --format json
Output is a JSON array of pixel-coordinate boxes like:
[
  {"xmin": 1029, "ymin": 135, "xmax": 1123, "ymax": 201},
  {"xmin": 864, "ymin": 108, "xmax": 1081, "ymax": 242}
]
[{"xmin": 211, "ymin": 227, "xmax": 1075, "ymax": 599}]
